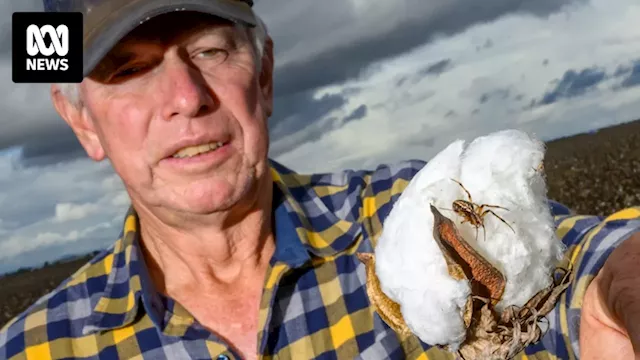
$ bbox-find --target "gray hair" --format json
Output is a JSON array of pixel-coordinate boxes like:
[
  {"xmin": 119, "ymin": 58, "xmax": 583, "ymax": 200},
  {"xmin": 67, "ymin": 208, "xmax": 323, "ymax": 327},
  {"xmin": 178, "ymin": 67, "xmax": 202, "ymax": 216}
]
[{"xmin": 57, "ymin": 14, "xmax": 268, "ymax": 107}]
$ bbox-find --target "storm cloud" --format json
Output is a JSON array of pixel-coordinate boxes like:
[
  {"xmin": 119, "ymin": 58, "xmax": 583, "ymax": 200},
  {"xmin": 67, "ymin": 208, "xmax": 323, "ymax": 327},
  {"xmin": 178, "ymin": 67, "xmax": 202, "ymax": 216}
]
[
  {"xmin": 19, "ymin": 130, "xmax": 86, "ymax": 167},
  {"xmin": 620, "ymin": 60, "xmax": 640, "ymax": 88},
  {"xmin": 343, "ymin": 105, "xmax": 368, "ymax": 123},
  {"xmin": 395, "ymin": 59, "xmax": 453, "ymax": 87},
  {"xmin": 255, "ymin": 0, "xmax": 584, "ymax": 96},
  {"xmin": 0, "ymin": 0, "xmax": 584, "ymax": 166},
  {"xmin": 537, "ymin": 67, "xmax": 607, "ymax": 105},
  {"xmin": 267, "ymin": 90, "xmax": 349, "ymax": 157}
]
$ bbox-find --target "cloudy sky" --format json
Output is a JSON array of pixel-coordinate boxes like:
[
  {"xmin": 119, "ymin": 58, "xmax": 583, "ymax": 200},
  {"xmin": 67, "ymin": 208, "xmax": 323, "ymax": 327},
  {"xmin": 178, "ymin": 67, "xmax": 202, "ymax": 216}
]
[{"xmin": 1, "ymin": 0, "xmax": 640, "ymax": 273}]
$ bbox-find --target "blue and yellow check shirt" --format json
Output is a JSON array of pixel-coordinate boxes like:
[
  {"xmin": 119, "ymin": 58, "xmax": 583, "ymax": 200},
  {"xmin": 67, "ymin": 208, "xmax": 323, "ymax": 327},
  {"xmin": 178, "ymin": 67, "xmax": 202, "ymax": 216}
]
[{"xmin": 2, "ymin": 159, "xmax": 640, "ymax": 359}]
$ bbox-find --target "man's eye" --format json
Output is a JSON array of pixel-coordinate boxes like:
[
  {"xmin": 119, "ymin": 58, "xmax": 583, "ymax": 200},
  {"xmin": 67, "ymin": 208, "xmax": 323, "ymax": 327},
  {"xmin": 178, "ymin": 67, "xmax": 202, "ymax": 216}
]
[
  {"xmin": 194, "ymin": 49, "xmax": 228, "ymax": 61},
  {"xmin": 114, "ymin": 65, "xmax": 147, "ymax": 78}
]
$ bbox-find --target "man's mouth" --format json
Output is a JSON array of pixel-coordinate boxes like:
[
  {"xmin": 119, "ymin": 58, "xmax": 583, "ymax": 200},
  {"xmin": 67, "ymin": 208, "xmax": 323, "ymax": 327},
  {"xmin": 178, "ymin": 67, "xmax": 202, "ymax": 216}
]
[{"xmin": 171, "ymin": 141, "xmax": 226, "ymax": 159}]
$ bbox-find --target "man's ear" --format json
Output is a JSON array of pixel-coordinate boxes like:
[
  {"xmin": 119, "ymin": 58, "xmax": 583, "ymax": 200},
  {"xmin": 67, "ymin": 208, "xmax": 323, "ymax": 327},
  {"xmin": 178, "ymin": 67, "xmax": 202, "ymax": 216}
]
[
  {"xmin": 259, "ymin": 34, "xmax": 274, "ymax": 117},
  {"xmin": 50, "ymin": 84, "xmax": 106, "ymax": 161}
]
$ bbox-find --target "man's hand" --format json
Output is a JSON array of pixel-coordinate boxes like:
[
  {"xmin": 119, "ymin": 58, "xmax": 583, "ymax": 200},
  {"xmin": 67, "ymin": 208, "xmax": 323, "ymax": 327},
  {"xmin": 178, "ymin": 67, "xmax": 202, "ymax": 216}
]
[{"xmin": 580, "ymin": 231, "xmax": 640, "ymax": 360}]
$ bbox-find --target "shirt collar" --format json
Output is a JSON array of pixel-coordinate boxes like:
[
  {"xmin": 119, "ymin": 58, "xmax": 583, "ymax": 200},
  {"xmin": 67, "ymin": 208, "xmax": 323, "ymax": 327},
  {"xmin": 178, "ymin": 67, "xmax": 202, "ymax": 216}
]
[
  {"xmin": 268, "ymin": 159, "xmax": 363, "ymax": 258},
  {"xmin": 84, "ymin": 159, "xmax": 362, "ymax": 334}
]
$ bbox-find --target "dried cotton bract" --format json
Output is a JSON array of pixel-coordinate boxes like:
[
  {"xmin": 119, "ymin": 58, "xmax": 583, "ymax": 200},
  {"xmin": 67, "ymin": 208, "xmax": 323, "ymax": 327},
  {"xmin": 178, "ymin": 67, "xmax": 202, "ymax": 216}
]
[{"xmin": 369, "ymin": 129, "xmax": 566, "ymax": 352}]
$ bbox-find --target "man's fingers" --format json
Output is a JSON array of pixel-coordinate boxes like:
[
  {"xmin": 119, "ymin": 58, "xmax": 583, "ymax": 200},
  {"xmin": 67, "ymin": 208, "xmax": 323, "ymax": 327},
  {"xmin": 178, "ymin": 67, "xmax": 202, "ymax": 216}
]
[
  {"xmin": 609, "ymin": 276, "xmax": 640, "ymax": 355},
  {"xmin": 580, "ymin": 314, "xmax": 635, "ymax": 360},
  {"xmin": 581, "ymin": 277, "xmax": 636, "ymax": 360},
  {"xmin": 595, "ymin": 232, "xmax": 640, "ymax": 357}
]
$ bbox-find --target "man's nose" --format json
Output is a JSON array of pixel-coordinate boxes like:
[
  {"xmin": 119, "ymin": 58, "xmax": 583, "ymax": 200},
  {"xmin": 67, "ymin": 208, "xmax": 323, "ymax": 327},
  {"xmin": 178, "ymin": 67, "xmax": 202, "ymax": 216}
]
[{"xmin": 160, "ymin": 53, "xmax": 215, "ymax": 120}]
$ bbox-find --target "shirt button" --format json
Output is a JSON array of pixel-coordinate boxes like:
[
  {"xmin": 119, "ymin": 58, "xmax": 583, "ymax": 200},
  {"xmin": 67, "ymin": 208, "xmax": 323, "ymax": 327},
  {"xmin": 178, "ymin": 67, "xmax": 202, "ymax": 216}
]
[{"xmin": 217, "ymin": 355, "xmax": 230, "ymax": 360}]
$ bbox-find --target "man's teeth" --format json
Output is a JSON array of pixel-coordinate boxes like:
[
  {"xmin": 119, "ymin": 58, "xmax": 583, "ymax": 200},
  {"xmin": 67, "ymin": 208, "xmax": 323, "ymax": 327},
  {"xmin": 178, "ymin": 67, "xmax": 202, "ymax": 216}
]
[{"xmin": 172, "ymin": 142, "xmax": 224, "ymax": 158}]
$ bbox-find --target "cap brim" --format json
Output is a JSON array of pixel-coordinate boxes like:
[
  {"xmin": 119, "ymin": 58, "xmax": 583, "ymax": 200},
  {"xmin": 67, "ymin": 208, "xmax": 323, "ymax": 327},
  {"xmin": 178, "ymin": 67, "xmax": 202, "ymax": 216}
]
[{"xmin": 83, "ymin": 0, "xmax": 256, "ymax": 78}]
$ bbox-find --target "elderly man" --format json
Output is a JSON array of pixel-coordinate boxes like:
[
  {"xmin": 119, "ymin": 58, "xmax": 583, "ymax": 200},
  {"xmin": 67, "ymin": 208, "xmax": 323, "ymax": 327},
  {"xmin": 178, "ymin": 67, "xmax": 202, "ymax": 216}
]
[{"xmin": 2, "ymin": 1, "xmax": 640, "ymax": 359}]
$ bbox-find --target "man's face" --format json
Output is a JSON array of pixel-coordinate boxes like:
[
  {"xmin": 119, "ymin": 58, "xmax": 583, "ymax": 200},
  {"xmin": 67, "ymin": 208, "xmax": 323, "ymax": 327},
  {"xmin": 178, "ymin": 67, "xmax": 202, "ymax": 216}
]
[{"xmin": 57, "ymin": 12, "xmax": 274, "ymax": 218}]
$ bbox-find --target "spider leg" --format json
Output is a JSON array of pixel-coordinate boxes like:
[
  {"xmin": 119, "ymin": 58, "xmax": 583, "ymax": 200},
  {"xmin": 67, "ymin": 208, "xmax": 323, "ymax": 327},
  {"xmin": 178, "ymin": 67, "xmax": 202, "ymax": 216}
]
[
  {"xmin": 450, "ymin": 178, "xmax": 473, "ymax": 203},
  {"xmin": 478, "ymin": 203, "xmax": 510, "ymax": 211},
  {"xmin": 482, "ymin": 209, "xmax": 516, "ymax": 234},
  {"xmin": 482, "ymin": 223, "xmax": 486, "ymax": 242}
]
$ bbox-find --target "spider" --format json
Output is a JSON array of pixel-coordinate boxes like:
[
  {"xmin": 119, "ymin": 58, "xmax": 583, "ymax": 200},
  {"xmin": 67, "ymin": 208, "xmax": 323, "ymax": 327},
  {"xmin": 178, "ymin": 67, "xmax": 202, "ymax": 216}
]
[
  {"xmin": 533, "ymin": 162, "xmax": 544, "ymax": 173},
  {"xmin": 442, "ymin": 179, "xmax": 516, "ymax": 242}
]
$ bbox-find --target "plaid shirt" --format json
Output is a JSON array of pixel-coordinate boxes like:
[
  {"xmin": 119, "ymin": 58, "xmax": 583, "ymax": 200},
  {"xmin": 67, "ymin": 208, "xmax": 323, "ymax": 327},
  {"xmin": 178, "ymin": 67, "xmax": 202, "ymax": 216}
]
[{"xmin": 2, "ymin": 158, "xmax": 640, "ymax": 360}]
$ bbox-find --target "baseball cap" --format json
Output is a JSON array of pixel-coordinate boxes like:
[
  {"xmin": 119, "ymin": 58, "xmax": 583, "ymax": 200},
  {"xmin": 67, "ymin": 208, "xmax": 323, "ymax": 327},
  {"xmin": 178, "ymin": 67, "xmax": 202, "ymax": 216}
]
[{"xmin": 42, "ymin": 0, "xmax": 257, "ymax": 77}]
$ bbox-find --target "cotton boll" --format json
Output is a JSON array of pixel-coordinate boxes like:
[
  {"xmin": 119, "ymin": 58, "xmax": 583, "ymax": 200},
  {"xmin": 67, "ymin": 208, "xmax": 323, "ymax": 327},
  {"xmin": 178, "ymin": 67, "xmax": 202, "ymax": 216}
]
[
  {"xmin": 457, "ymin": 129, "xmax": 565, "ymax": 310},
  {"xmin": 401, "ymin": 139, "xmax": 466, "ymax": 196},
  {"xmin": 375, "ymin": 140, "xmax": 472, "ymax": 346},
  {"xmin": 402, "ymin": 288, "xmax": 469, "ymax": 347},
  {"xmin": 376, "ymin": 197, "xmax": 471, "ymax": 345},
  {"xmin": 373, "ymin": 129, "xmax": 564, "ymax": 348},
  {"xmin": 375, "ymin": 139, "xmax": 466, "ymax": 296},
  {"xmin": 375, "ymin": 140, "xmax": 466, "ymax": 296}
]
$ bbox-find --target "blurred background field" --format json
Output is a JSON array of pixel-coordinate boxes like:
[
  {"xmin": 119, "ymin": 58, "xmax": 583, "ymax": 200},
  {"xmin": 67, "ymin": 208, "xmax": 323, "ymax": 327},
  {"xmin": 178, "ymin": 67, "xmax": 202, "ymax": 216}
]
[{"xmin": 2, "ymin": 118, "xmax": 640, "ymax": 329}]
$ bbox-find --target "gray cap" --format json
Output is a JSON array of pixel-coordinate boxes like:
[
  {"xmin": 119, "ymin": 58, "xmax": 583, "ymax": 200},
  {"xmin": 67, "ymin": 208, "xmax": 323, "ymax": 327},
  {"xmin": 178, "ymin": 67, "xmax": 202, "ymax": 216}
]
[{"xmin": 43, "ymin": 0, "xmax": 257, "ymax": 77}]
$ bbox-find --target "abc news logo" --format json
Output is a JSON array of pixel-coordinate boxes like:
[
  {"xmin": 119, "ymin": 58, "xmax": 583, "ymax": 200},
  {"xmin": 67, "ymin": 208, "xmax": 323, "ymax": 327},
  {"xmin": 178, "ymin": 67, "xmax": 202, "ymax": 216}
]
[
  {"xmin": 26, "ymin": 24, "xmax": 70, "ymax": 71},
  {"xmin": 13, "ymin": 12, "xmax": 83, "ymax": 83}
]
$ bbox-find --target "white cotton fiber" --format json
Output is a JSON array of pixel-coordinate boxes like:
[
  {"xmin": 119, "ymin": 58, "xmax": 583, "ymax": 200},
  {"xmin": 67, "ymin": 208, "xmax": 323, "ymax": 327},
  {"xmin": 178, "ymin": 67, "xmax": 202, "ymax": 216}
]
[
  {"xmin": 457, "ymin": 129, "xmax": 565, "ymax": 310},
  {"xmin": 374, "ymin": 140, "xmax": 472, "ymax": 346},
  {"xmin": 374, "ymin": 129, "xmax": 565, "ymax": 347}
]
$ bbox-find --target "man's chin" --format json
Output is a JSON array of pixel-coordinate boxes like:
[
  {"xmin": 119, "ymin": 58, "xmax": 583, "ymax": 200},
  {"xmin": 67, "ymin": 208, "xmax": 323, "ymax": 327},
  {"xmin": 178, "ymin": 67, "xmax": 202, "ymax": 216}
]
[
  {"xmin": 175, "ymin": 188, "xmax": 238, "ymax": 211},
  {"xmin": 139, "ymin": 165, "xmax": 268, "ymax": 220},
  {"xmin": 167, "ymin": 179, "xmax": 257, "ymax": 214}
]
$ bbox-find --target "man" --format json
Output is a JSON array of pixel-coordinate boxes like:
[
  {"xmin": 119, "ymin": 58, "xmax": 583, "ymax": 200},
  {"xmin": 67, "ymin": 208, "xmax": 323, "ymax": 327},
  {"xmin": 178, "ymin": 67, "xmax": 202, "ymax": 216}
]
[{"xmin": 1, "ymin": 0, "xmax": 639, "ymax": 359}]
